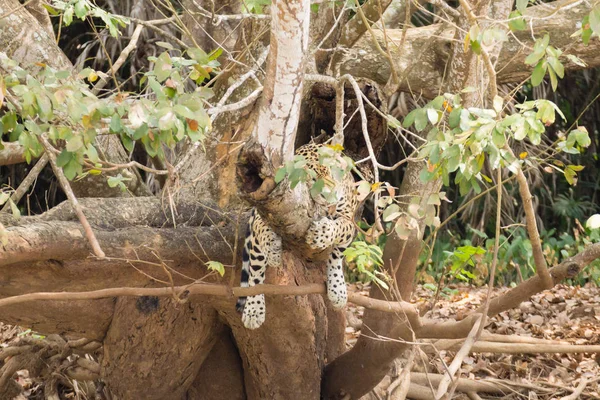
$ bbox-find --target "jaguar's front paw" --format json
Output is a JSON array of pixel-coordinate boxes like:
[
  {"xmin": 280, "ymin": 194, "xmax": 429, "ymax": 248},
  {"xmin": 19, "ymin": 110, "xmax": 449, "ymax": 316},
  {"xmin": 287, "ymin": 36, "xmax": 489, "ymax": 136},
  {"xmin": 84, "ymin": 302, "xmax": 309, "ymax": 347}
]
[
  {"xmin": 327, "ymin": 281, "xmax": 348, "ymax": 309},
  {"xmin": 306, "ymin": 217, "xmax": 336, "ymax": 251},
  {"xmin": 241, "ymin": 295, "xmax": 266, "ymax": 329}
]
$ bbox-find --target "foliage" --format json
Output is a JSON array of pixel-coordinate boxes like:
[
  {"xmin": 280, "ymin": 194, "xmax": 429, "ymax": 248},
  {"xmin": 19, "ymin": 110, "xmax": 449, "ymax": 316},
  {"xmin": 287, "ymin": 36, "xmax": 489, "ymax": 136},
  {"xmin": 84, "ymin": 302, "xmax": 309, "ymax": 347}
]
[
  {"xmin": 47, "ymin": 0, "xmax": 129, "ymax": 37},
  {"xmin": 0, "ymin": 49, "xmax": 216, "ymax": 182},
  {"xmin": 402, "ymin": 93, "xmax": 591, "ymax": 195},
  {"xmin": 343, "ymin": 240, "xmax": 388, "ymax": 289},
  {"xmin": 422, "ymin": 225, "xmax": 600, "ymax": 287},
  {"xmin": 552, "ymin": 190, "xmax": 596, "ymax": 230},
  {"xmin": 205, "ymin": 261, "xmax": 225, "ymax": 277}
]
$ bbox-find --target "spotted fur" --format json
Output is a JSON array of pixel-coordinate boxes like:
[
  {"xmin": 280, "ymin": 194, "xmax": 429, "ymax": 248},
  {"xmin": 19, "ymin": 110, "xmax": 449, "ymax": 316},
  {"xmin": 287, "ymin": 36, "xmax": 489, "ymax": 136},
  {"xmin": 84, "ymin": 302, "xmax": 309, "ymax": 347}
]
[{"xmin": 236, "ymin": 143, "xmax": 357, "ymax": 329}]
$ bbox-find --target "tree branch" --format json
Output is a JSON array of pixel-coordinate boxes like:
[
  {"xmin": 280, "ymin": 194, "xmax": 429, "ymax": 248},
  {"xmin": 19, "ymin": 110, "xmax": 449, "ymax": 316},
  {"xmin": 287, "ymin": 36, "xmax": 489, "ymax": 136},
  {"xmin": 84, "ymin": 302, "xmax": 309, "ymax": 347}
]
[
  {"xmin": 340, "ymin": 0, "xmax": 596, "ymax": 97},
  {"xmin": 0, "ymin": 142, "xmax": 36, "ymax": 166},
  {"xmin": 0, "ymin": 282, "xmax": 419, "ymax": 320},
  {"xmin": 1, "ymin": 154, "xmax": 48, "ymax": 213},
  {"xmin": 39, "ymin": 136, "xmax": 105, "ymax": 258}
]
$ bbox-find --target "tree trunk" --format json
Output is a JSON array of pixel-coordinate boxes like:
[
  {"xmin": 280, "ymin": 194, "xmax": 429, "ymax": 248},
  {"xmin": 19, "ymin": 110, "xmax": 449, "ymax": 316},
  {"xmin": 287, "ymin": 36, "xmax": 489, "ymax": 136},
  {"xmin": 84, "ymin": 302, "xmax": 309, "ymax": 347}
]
[{"xmin": 322, "ymin": 1, "xmax": 514, "ymax": 397}]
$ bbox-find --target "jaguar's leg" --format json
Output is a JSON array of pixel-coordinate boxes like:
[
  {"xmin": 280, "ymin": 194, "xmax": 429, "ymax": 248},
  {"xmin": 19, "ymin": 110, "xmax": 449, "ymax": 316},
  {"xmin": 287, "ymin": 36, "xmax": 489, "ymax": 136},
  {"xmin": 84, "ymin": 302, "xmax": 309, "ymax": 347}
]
[
  {"xmin": 326, "ymin": 246, "xmax": 348, "ymax": 309},
  {"xmin": 305, "ymin": 216, "xmax": 336, "ymax": 251},
  {"xmin": 236, "ymin": 211, "xmax": 268, "ymax": 329},
  {"xmin": 264, "ymin": 229, "xmax": 282, "ymax": 269},
  {"xmin": 308, "ymin": 215, "xmax": 354, "ymax": 308}
]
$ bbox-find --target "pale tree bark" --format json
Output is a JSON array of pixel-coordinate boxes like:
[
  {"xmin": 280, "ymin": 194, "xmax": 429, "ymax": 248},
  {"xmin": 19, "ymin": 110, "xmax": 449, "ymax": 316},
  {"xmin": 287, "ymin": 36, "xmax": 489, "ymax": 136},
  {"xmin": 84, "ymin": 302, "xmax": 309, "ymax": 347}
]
[
  {"xmin": 252, "ymin": 0, "xmax": 310, "ymax": 164},
  {"xmin": 340, "ymin": 0, "xmax": 597, "ymax": 98}
]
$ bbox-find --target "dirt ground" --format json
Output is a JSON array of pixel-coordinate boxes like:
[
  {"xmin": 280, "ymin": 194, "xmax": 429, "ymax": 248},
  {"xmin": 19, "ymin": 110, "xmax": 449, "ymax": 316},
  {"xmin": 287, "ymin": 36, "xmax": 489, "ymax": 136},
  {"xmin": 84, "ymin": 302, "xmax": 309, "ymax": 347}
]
[
  {"xmin": 2, "ymin": 283, "xmax": 599, "ymax": 399},
  {"xmin": 347, "ymin": 283, "xmax": 600, "ymax": 399}
]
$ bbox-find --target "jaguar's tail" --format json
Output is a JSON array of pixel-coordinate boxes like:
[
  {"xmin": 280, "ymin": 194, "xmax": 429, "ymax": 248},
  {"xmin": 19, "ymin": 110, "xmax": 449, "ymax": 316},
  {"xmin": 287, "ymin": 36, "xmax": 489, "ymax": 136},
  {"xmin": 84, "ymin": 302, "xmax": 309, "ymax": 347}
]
[{"xmin": 235, "ymin": 210, "xmax": 254, "ymax": 313}]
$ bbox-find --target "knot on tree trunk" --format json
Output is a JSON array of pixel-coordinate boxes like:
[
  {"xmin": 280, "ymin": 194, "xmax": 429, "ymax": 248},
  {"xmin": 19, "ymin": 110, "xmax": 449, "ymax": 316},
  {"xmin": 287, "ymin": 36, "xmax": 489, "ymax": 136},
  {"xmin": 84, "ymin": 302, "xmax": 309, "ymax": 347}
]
[
  {"xmin": 236, "ymin": 139, "xmax": 277, "ymax": 202},
  {"xmin": 235, "ymin": 139, "xmax": 332, "ymax": 260}
]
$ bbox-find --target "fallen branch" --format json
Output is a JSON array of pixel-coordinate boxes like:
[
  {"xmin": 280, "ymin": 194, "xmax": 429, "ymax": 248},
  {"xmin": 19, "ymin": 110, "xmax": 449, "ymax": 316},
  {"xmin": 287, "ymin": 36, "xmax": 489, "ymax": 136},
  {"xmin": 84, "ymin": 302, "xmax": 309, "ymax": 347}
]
[
  {"xmin": 423, "ymin": 333, "xmax": 569, "ymax": 349},
  {"xmin": 412, "ymin": 373, "xmax": 502, "ymax": 395},
  {"xmin": 457, "ymin": 341, "xmax": 600, "ymax": 354},
  {"xmin": 418, "ymin": 243, "xmax": 600, "ymax": 339},
  {"xmin": 435, "ymin": 316, "xmax": 483, "ymax": 398},
  {"xmin": 387, "ymin": 349, "xmax": 415, "ymax": 400},
  {"xmin": 560, "ymin": 378, "xmax": 589, "ymax": 400}
]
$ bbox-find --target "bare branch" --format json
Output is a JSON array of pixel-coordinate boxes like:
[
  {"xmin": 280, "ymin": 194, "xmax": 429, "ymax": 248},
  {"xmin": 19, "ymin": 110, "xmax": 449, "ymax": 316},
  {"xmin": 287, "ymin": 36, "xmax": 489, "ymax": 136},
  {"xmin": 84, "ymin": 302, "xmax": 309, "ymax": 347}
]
[
  {"xmin": 341, "ymin": 0, "xmax": 596, "ymax": 97},
  {"xmin": 39, "ymin": 136, "xmax": 105, "ymax": 258},
  {"xmin": 0, "ymin": 282, "xmax": 420, "ymax": 321},
  {"xmin": 93, "ymin": 24, "xmax": 145, "ymax": 94},
  {"xmin": 1, "ymin": 154, "xmax": 48, "ymax": 213}
]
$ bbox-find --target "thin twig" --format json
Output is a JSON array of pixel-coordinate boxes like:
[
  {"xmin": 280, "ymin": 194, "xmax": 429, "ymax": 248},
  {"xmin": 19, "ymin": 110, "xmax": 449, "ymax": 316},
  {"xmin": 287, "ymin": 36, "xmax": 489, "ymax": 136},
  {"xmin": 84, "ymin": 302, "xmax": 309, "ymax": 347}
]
[
  {"xmin": 39, "ymin": 136, "xmax": 105, "ymax": 258},
  {"xmin": 476, "ymin": 164, "xmax": 503, "ymax": 337},
  {"xmin": 1, "ymin": 154, "xmax": 48, "ymax": 213},
  {"xmin": 93, "ymin": 24, "xmax": 145, "ymax": 95}
]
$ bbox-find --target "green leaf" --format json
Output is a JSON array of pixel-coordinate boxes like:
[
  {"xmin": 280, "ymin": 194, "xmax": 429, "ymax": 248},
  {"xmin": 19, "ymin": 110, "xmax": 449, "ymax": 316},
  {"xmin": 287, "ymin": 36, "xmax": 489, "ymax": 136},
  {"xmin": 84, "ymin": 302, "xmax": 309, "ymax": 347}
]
[
  {"xmin": 564, "ymin": 167, "xmax": 576, "ymax": 185},
  {"xmin": 110, "ymin": 114, "xmax": 123, "ymax": 133},
  {"xmin": 85, "ymin": 145, "xmax": 99, "ymax": 163},
  {"xmin": 56, "ymin": 150, "xmax": 73, "ymax": 167},
  {"xmin": 310, "ymin": 178, "xmax": 325, "ymax": 199},
  {"xmin": 547, "ymin": 56, "xmax": 564, "ymax": 79},
  {"xmin": 414, "ymin": 109, "xmax": 428, "ymax": 132},
  {"xmin": 570, "ymin": 127, "xmax": 591, "ymax": 147},
  {"xmin": 243, "ymin": 0, "xmax": 270, "ymax": 14},
  {"xmin": 426, "ymin": 108, "xmax": 439, "ymax": 124},
  {"xmin": 566, "ymin": 54, "xmax": 586, "ymax": 67},
  {"xmin": 492, "ymin": 128, "xmax": 506, "ymax": 147},
  {"xmin": 74, "ymin": 0, "xmax": 88, "ymax": 19},
  {"xmin": 64, "ymin": 6, "xmax": 74, "ymax": 25},
  {"xmin": 66, "ymin": 135, "xmax": 83, "ymax": 152},
  {"xmin": 63, "ymin": 157, "xmax": 82, "ymax": 180},
  {"xmin": 173, "ymin": 104, "xmax": 196, "ymax": 119},
  {"xmin": 530, "ymin": 61, "xmax": 546, "ymax": 86},
  {"xmin": 508, "ymin": 10, "xmax": 526, "ymax": 31},
  {"xmin": 187, "ymin": 48, "xmax": 209, "ymax": 65},
  {"xmin": 274, "ymin": 167, "xmax": 287, "ymax": 183},
  {"xmin": 107, "ymin": 173, "xmax": 131, "ymax": 191},
  {"xmin": 206, "ymin": 261, "xmax": 225, "ymax": 276},
  {"xmin": 547, "ymin": 65, "xmax": 558, "ymax": 91},
  {"xmin": 154, "ymin": 52, "xmax": 173, "ymax": 82},
  {"xmin": 156, "ymin": 41, "xmax": 174, "ymax": 50},
  {"xmin": 448, "ymin": 107, "xmax": 462, "ymax": 129},
  {"xmin": 402, "ymin": 109, "xmax": 418, "ymax": 128},
  {"xmin": 590, "ymin": 6, "xmax": 600, "ymax": 36},
  {"xmin": 382, "ymin": 204, "xmax": 401, "ymax": 222},
  {"xmin": 133, "ymin": 124, "xmax": 148, "ymax": 140},
  {"xmin": 516, "ymin": 0, "xmax": 528, "ymax": 13},
  {"xmin": 8, "ymin": 198, "xmax": 20, "ymax": 219},
  {"xmin": 525, "ymin": 34, "xmax": 549, "ymax": 66}
]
